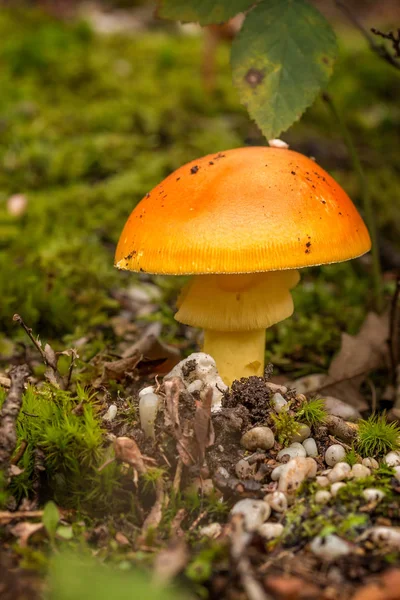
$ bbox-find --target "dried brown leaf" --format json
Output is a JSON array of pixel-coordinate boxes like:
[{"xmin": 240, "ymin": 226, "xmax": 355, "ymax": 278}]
[
  {"xmin": 322, "ymin": 312, "xmax": 389, "ymax": 409},
  {"xmin": 10, "ymin": 521, "xmax": 44, "ymax": 547},
  {"xmin": 113, "ymin": 437, "xmax": 146, "ymax": 475}
]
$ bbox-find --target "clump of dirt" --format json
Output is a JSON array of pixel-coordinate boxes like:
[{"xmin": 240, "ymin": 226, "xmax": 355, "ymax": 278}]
[{"xmin": 222, "ymin": 376, "xmax": 272, "ymax": 425}]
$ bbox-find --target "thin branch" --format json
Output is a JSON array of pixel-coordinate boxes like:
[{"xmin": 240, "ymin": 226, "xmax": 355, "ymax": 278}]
[
  {"xmin": 335, "ymin": 0, "xmax": 400, "ymax": 71},
  {"xmin": 371, "ymin": 28, "xmax": 400, "ymax": 59},
  {"xmin": 0, "ymin": 365, "xmax": 30, "ymax": 472},
  {"xmin": 13, "ymin": 314, "xmax": 47, "ymax": 363},
  {"xmin": 322, "ymin": 93, "xmax": 383, "ymax": 311},
  {"xmin": 389, "ymin": 277, "xmax": 400, "ymax": 384}
]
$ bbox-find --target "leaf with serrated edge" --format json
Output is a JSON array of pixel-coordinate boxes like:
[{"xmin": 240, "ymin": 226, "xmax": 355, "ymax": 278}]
[
  {"xmin": 157, "ymin": 0, "xmax": 255, "ymax": 26},
  {"xmin": 231, "ymin": 0, "xmax": 337, "ymax": 139}
]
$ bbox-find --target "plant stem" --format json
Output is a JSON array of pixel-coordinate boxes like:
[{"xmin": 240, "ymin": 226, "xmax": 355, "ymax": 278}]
[{"xmin": 322, "ymin": 93, "xmax": 383, "ymax": 312}]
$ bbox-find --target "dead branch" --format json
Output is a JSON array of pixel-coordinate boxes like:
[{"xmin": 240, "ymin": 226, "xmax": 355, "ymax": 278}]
[
  {"xmin": 0, "ymin": 365, "xmax": 30, "ymax": 472},
  {"xmin": 325, "ymin": 415, "xmax": 358, "ymax": 445},
  {"xmin": 371, "ymin": 28, "xmax": 400, "ymax": 59},
  {"xmin": 335, "ymin": 1, "xmax": 400, "ymax": 71}
]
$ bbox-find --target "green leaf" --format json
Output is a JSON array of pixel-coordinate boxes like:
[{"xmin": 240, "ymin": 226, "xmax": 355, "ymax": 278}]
[
  {"xmin": 48, "ymin": 553, "xmax": 192, "ymax": 600},
  {"xmin": 42, "ymin": 501, "xmax": 60, "ymax": 542},
  {"xmin": 157, "ymin": 0, "xmax": 256, "ymax": 26},
  {"xmin": 231, "ymin": 0, "xmax": 338, "ymax": 139}
]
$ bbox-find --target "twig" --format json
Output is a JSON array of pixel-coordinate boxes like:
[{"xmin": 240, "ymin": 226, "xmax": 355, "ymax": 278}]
[
  {"xmin": 172, "ymin": 457, "xmax": 183, "ymax": 494},
  {"xmin": 10, "ymin": 440, "xmax": 27, "ymax": 465},
  {"xmin": 389, "ymin": 277, "xmax": 400, "ymax": 384},
  {"xmin": 322, "ymin": 93, "xmax": 383, "ymax": 311},
  {"xmin": 0, "ymin": 365, "xmax": 30, "ymax": 473},
  {"xmin": 0, "ymin": 510, "xmax": 44, "ymax": 523},
  {"xmin": 13, "ymin": 314, "xmax": 47, "ymax": 362},
  {"xmin": 335, "ymin": 1, "xmax": 400, "ymax": 71},
  {"xmin": 371, "ymin": 28, "xmax": 400, "ymax": 59}
]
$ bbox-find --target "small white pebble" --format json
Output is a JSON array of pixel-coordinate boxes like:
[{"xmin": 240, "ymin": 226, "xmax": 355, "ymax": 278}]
[
  {"xmin": 330, "ymin": 482, "xmax": 346, "ymax": 496},
  {"xmin": 277, "ymin": 445, "xmax": 305, "ymax": 461},
  {"xmin": 315, "ymin": 490, "xmax": 331, "ymax": 504},
  {"xmin": 264, "ymin": 491, "xmax": 288, "ymax": 513},
  {"xmin": 258, "ymin": 523, "xmax": 284, "ymax": 540},
  {"xmin": 310, "ymin": 534, "xmax": 352, "ymax": 560},
  {"xmin": 216, "ymin": 466, "xmax": 229, "ymax": 479},
  {"xmin": 303, "ymin": 438, "xmax": 318, "ymax": 458},
  {"xmin": 328, "ymin": 462, "xmax": 351, "ymax": 483},
  {"xmin": 271, "ymin": 465, "xmax": 284, "ymax": 481},
  {"xmin": 231, "ymin": 499, "xmax": 271, "ymax": 532},
  {"xmin": 291, "ymin": 424, "xmax": 311, "ymax": 443},
  {"xmin": 199, "ymin": 523, "xmax": 222, "ymax": 539},
  {"xmin": 235, "ymin": 459, "xmax": 255, "ymax": 479},
  {"xmin": 362, "ymin": 457, "xmax": 379, "ymax": 470},
  {"xmin": 271, "ymin": 393, "xmax": 288, "ymax": 413},
  {"xmin": 241, "ymin": 427, "xmax": 275, "ymax": 451},
  {"xmin": 138, "ymin": 386, "xmax": 154, "ymax": 398},
  {"xmin": 266, "ymin": 383, "xmax": 288, "ymax": 394},
  {"xmin": 385, "ymin": 451, "xmax": 400, "ymax": 467},
  {"xmin": 362, "ymin": 488, "xmax": 385, "ymax": 502},
  {"xmin": 325, "ymin": 444, "xmax": 346, "ymax": 466},
  {"xmin": 268, "ymin": 138, "xmax": 289, "ymax": 149},
  {"xmin": 393, "ymin": 466, "xmax": 400, "ymax": 482},
  {"xmin": 362, "ymin": 526, "xmax": 400, "ymax": 549},
  {"xmin": 278, "ymin": 457, "xmax": 317, "ymax": 494},
  {"xmin": 316, "ymin": 476, "xmax": 330, "ymax": 488},
  {"xmin": 351, "ymin": 464, "xmax": 371, "ymax": 479},
  {"xmin": 102, "ymin": 404, "xmax": 117, "ymax": 422}
]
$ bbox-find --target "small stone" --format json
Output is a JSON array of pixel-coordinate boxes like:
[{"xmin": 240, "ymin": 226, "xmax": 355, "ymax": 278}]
[
  {"xmin": 264, "ymin": 491, "xmax": 287, "ymax": 513},
  {"xmin": 199, "ymin": 523, "xmax": 222, "ymax": 539},
  {"xmin": 316, "ymin": 476, "xmax": 330, "ymax": 487},
  {"xmin": 240, "ymin": 426, "xmax": 275, "ymax": 451},
  {"xmin": 271, "ymin": 393, "xmax": 288, "ymax": 413},
  {"xmin": 277, "ymin": 445, "xmax": 305, "ymax": 462},
  {"xmin": 351, "ymin": 464, "xmax": 371, "ymax": 479},
  {"xmin": 102, "ymin": 404, "xmax": 117, "ymax": 422},
  {"xmin": 310, "ymin": 534, "xmax": 352, "ymax": 560},
  {"xmin": 278, "ymin": 457, "xmax": 317, "ymax": 494},
  {"xmin": 393, "ymin": 466, "xmax": 400, "ymax": 482},
  {"xmin": 235, "ymin": 459, "xmax": 255, "ymax": 479},
  {"xmin": 323, "ymin": 396, "xmax": 361, "ymax": 422},
  {"xmin": 271, "ymin": 465, "xmax": 284, "ymax": 481},
  {"xmin": 216, "ymin": 466, "xmax": 230, "ymax": 479},
  {"xmin": 385, "ymin": 451, "xmax": 400, "ymax": 467},
  {"xmin": 362, "ymin": 457, "xmax": 379, "ymax": 470},
  {"xmin": 325, "ymin": 444, "xmax": 346, "ymax": 466},
  {"xmin": 362, "ymin": 488, "xmax": 385, "ymax": 502},
  {"xmin": 266, "ymin": 382, "xmax": 288, "ymax": 395},
  {"xmin": 268, "ymin": 138, "xmax": 289, "ymax": 149},
  {"xmin": 330, "ymin": 482, "xmax": 346, "ymax": 496},
  {"xmin": 258, "ymin": 523, "xmax": 284, "ymax": 540},
  {"xmin": 362, "ymin": 526, "xmax": 400, "ymax": 549},
  {"xmin": 291, "ymin": 424, "xmax": 311, "ymax": 443},
  {"xmin": 302, "ymin": 438, "xmax": 318, "ymax": 457},
  {"xmin": 315, "ymin": 490, "xmax": 331, "ymax": 504},
  {"xmin": 231, "ymin": 499, "xmax": 271, "ymax": 532},
  {"xmin": 328, "ymin": 462, "xmax": 351, "ymax": 483}
]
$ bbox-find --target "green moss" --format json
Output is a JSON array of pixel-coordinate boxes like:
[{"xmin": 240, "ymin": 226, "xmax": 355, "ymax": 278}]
[
  {"xmin": 357, "ymin": 414, "xmax": 400, "ymax": 458},
  {"xmin": 296, "ymin": 397, "xmax": 327, "ymax": 427},
  {"xmin": 270, "ymin": 409, "xmax": 301, "ymax": 445}
]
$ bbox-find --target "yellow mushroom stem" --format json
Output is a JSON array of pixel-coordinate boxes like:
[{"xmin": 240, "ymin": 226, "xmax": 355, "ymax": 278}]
[{"xmin": 175, "ymin": 270, "xmax": 300, "ymax": 386}]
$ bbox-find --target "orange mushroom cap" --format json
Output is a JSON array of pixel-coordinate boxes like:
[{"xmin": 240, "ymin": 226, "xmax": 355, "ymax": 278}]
[{"xmin": 115, "ymin": 147, "xmax": 371, "ymax": 275}]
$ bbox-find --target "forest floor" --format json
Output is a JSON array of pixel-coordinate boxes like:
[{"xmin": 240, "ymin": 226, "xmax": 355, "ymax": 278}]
[{"xmin": 1, "ymin": 6, "xmax": 400, "ymax": 600}]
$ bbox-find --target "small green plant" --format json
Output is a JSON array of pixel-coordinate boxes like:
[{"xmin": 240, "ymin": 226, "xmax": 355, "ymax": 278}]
[
  {"xmin": 270, "ymin": 410, "xmax": 301, "ymax": 445},
  {"xmin": 357, "ymin": 414, "xmax": 400, "ymax": 458},
  {"xmin": 344, "ymin": 448, "xmax": 360, "ymax": 467},
  {"xmin": 296, "ymin": 397, "xmax": 327, "ymax": 427}
]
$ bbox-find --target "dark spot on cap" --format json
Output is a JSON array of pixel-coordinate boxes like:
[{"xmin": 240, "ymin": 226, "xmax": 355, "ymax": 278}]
[
  {"xmin": 190, "ymin": 165, "xmax": 199, "ymax": 174},
  {"xmin": 209, "ymin": 161, "xmax": 214, "ymax": 165},
  {"xmin": 339, "ymin": 212, "xmax": 342, "ymax": 215},
  {"xmin": 124, "ymin": 250, "xmax": 136, "ymax": 260},
  {"xmin": 140, "ymin": 268, "xmax": 144, "ymax": 272},
  {"xmin": 214, "ymin": 153, "xmax": 226, "ymax": 160},
  {"xmin": 305, "ymin": 249, "xmax": 310, "ymax": 254},
  {"xmin": 291, "ymin": 171, "xmax": 296, "ymax": 175},
  {"xmin": 244, "ymin": 68, "xmax": 265, "ymax": 88},
  {"xmin": 176, "ymin": 177, "xmax": 181, "ymax": 181},
  {"xmin": 306, "ymin": 241, "xmax": 311, "ymax": 248},
  {"xmin": 145, "ymin": 192, "xmax": 150, "ymax": 198}
]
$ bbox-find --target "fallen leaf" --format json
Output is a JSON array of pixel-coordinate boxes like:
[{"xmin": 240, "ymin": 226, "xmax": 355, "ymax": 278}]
[
  {"xmin": 113, "ymin": 437, "xmax": 146, "ymax": 475},
  {"xmin": 10, "ymin": 521, "xmax": 44, "ymax": 547},
  {"xmin": 122, "ymin": 322, "xmax": 180, "ymax": 373}
]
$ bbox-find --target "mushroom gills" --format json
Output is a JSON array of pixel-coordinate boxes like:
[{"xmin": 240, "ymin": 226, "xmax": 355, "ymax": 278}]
[{"xmin": 175, "ymin": 270, "xmax": 299, "ymax": 385}]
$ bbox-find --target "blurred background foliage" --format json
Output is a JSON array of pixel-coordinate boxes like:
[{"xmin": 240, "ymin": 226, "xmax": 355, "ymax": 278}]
[{"xmin": 0, "ymin": 1, "xmax": 399, "ymax": 370}]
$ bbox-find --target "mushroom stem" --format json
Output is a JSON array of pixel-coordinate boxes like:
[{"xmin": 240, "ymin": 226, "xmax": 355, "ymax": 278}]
[
  {"xmin": 203, "ymin": 329, "xmax": 266, "ymax": 385},
  {"xmin": 175, "ymin": 271, "xmax": 299, "ymax": 386}
]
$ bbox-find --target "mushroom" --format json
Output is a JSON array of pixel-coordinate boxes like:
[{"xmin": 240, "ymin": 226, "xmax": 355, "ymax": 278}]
[{"xmin": 115, "ymin": 147, "xmax": 371, "ymax": 386}]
